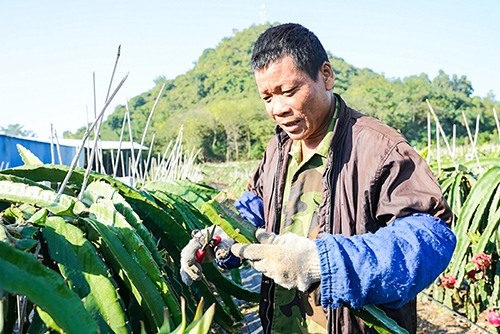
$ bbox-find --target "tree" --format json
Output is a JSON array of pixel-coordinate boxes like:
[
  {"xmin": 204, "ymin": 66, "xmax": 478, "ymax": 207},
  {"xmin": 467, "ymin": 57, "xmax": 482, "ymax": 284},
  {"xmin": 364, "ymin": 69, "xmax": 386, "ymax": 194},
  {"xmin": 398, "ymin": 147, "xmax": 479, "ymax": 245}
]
[
  {"xmin": 0, "ymin": 124, "xmax": 36, "ymax": 137},
  {"xmin": 207, "ymin": 99, "xmax": 244, "ymax": 161}
]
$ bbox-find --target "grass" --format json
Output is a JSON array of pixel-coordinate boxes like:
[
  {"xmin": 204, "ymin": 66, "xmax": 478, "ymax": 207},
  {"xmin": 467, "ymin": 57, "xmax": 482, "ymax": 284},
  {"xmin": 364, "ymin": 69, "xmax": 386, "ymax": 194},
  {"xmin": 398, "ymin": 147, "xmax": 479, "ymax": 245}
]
[{"xmin": 198, "ymin": 160, "xmax": 260, "ymax": 199}]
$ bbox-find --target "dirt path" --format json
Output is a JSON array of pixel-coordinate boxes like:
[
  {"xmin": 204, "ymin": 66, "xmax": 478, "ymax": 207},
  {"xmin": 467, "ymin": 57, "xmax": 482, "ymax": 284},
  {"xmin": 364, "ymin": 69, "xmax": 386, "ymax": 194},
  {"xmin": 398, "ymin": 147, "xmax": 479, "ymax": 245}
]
[
  {"xmin": 232, "ymin": 268, "xmax": 495, "ymax": 333},
  {"xmin": 417, "ymin": 299, "xmax": 491, "ymax": 333},
  {"xmin": 217, "ymin": 256, "xmax": 494, "ymax": 334},
  {"xmin": 233, "ymin": 300, "xmax": 493, "ymax": 334}
]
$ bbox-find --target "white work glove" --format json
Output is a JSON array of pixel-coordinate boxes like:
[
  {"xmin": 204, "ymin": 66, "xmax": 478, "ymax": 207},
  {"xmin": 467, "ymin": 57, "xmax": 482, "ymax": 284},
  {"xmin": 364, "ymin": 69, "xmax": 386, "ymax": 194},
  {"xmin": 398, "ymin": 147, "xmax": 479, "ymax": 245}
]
[
  {"xmin": 180, "ymin": 225, "xmax": 234, "ymax": 286},
  {"xmin": 231, "ymin": 229, "xmax": 321, "ymax": 292}
]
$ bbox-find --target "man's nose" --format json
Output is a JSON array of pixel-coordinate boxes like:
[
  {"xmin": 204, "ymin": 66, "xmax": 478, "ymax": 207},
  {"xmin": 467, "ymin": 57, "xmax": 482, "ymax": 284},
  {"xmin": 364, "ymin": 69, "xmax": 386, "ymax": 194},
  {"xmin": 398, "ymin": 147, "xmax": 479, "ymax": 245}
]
[{"xmin": 270, "ymin": 96, "xmax": 289, "ymax": 117}]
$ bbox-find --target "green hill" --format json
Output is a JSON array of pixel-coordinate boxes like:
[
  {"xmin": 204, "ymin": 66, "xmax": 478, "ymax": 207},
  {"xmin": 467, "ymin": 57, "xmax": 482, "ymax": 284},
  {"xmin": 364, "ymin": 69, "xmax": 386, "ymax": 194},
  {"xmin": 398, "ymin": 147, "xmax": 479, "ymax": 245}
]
[{"xmin": 71, "ymin": 23, "xmax": 499, "ymax": 162}]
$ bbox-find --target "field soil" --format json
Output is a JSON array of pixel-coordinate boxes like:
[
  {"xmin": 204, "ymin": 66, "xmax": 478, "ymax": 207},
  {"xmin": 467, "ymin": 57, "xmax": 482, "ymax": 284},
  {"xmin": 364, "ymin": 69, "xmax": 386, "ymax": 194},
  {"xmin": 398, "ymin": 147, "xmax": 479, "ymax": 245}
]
[
  {"xmin": 228, "ymin": 299, "xmax": 493, "ymax": 333},
  {"xmin": 416, "ymin": 299, "xmax": 492, "ymax": 334},
  {"xmin": 214, "ymin": 266, "xmax": 495, "ymax": 334}
]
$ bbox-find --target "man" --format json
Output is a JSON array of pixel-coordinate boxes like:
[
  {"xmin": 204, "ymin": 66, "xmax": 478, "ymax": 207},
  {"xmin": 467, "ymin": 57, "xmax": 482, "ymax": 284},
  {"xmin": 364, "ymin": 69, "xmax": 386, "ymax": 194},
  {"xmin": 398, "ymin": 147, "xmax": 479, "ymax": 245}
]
[{"xmin": 181, "ymin": 23, "xmax": 456, "ymax": 334}]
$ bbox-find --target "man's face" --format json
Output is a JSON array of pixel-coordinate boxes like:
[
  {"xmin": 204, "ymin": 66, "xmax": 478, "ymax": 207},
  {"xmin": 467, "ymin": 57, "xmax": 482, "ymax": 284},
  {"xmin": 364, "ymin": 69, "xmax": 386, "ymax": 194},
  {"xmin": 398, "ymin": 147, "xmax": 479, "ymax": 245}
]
[{"xmin": 254, "ymin": 55, "xmax": 335, "ymax": 145}]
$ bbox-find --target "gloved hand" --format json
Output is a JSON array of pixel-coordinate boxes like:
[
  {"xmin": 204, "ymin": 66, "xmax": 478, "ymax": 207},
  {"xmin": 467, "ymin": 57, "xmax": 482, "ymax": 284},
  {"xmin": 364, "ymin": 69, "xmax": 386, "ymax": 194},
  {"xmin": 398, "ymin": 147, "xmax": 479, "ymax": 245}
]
[
  {"xmin": 180, "ymin": 225, "xmax": 234, "ymax": 286},
  {"xmin": 231, "ymin": 229, "xmax": 321, "ymax": 292}
]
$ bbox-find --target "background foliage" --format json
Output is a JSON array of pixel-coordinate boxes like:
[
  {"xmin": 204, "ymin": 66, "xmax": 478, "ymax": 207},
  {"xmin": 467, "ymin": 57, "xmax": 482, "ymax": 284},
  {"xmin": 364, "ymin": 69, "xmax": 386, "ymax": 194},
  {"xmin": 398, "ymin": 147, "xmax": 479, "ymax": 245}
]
[
  {"xmin": 69, "ymin": 23, "xmax": 499, "ymax": 162},
  {"xmin": 0, "ymin": 124, "xmax": 36, "ymax": 138}
]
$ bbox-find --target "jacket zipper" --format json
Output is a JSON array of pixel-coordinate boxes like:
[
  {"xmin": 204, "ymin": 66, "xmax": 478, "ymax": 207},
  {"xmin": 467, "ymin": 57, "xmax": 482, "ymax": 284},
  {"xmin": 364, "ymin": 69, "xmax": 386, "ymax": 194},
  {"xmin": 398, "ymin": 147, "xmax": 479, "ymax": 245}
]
[
  {"xmin": 265, "ymin": 134, "xmax": 283, "ymax": 334},
  {"xmin": 324, "ymin": 100, "xmax": 342, "ymax": 334}
]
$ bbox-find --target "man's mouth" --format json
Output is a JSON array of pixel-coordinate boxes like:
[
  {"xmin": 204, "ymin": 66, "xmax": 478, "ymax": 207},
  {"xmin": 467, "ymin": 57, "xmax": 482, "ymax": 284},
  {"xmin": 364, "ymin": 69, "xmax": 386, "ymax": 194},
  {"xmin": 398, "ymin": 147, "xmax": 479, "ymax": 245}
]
[{"xmin": 282, "ymin": 120, "xmax": 300, "ymax": 128}]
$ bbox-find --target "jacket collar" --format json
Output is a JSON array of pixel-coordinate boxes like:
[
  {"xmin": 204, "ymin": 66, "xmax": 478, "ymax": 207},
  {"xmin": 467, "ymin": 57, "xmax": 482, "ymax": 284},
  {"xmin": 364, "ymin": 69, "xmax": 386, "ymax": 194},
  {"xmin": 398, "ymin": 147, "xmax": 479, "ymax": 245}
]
[{"xmin": 328, "ymin": 93, "xmax": 350, "ymax": 154}]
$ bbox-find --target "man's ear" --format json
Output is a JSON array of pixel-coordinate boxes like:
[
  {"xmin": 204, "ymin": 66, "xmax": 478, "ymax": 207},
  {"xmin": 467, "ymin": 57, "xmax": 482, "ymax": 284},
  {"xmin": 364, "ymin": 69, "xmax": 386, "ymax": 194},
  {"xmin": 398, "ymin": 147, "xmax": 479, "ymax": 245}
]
[{"xmin": 320, "ymin": 61, "xmax": 335, "ymax": 91}]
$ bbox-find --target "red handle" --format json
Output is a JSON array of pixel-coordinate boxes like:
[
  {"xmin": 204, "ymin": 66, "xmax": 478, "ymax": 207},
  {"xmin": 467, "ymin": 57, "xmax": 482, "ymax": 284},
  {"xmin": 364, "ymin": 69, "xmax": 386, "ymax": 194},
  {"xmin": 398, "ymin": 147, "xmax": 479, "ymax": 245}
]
[
  {"xmin": 195, "ymin": 249, "xmax": 205, "ymax": 264},
  {"xmin": 195, "ymin": 236, "xmax": 221, "ymax": 264},
  {"xmin": 213, "ymin": 235, "xmax": 221, "ymax": 246}
]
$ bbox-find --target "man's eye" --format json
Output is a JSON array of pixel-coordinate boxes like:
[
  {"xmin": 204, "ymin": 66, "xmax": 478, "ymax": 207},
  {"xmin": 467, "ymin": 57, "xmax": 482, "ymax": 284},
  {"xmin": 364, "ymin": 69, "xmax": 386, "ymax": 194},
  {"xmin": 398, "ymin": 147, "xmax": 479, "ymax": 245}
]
[
  {"xmin": 263, "ymin": 96, "xmax": 271, "ymax": 102},
  {"xmin": 283, "ymin": 87, "xmax": 296, "ymax": 95}
]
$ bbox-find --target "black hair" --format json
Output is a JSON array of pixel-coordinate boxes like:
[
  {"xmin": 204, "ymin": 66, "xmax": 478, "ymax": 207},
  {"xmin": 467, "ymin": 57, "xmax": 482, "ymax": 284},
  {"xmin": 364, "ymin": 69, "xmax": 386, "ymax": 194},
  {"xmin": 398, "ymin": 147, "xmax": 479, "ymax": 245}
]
[{"xmin": 251, "ymin": 23, "xmax": 329, "ymax": 81}]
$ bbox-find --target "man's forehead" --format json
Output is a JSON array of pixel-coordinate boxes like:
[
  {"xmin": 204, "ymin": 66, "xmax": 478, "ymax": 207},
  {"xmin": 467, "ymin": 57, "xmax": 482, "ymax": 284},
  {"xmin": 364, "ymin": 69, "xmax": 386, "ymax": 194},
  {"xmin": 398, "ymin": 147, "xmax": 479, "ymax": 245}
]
[
  {"xmin": 257, "ymin": 55, "xmax": 303, "ymax": 76},
  {"xmin": 254, "ymin": 54, "xmax": 294, "ymax": 74}
]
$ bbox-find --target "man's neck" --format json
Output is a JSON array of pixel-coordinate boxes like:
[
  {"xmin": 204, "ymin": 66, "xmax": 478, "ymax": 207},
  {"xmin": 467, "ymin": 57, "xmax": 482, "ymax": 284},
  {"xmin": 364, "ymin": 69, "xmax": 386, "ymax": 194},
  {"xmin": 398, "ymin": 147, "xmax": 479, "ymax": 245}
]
[{"xmin": 300, "ymin": 96, "xmax": 336, "ymax": 161}]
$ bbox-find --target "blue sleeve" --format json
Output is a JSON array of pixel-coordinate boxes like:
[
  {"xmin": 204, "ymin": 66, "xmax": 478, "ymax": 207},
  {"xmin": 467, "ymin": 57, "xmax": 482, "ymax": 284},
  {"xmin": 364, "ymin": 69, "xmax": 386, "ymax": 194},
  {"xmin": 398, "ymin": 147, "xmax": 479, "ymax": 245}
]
[
  {"xmin": 314, "ymin": 213, "xmax": 456, "ymax": 310},
  {"xmin": 216, "ymin": 191, "xmax": 264, "ymax": 269},
  {"xmin": 234, "ymin": 191, "xmax": 265, "ymax": 228},
  {"xmin": 216, "ymin": 253, "xmax": 244, "ymax": 270}
]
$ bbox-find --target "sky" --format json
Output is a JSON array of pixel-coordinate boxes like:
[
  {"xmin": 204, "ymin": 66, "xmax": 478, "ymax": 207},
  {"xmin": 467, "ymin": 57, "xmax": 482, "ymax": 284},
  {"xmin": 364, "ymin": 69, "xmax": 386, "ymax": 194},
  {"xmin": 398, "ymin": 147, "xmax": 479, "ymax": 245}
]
[{"xmin": 1, "ymin": 0, "xmax": 498, "ymax": 139}]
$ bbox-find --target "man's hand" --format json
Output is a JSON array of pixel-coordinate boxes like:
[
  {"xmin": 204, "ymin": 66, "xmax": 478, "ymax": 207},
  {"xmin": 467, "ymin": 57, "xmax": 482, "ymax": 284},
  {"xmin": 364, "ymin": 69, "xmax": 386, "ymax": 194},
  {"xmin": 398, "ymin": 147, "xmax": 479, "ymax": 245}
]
[
  {"xmin": 180, "ymin": 225, "xmax": 234, "ymax": 285},
  {"xmin": 231, "ymin": 229, "xmax": 321, "ymax": 292}
]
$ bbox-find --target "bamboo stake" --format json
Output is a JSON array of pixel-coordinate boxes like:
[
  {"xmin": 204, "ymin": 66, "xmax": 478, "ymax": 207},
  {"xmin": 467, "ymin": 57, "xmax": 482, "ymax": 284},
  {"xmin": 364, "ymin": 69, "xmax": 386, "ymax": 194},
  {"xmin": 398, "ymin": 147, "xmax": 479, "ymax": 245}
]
[
  {"xmin": 18, "ymin": 293, "xmax": 29, "ymax": 333},
  {"xmin": 113, "ymin": 108, "xmax": 128, "ymax": 178},
  {"xmin": 171, "ymin": 135, "xmax": 184, "ymax": 182},
  {"xmin": 173, "ymin": 126, "xmax": 185, "ymax": 181},
  {"xmin": 452, "ymin": 124, "xmax": 456, "ymax": 160},
  {"xmin": 0, "ymin": 162, "xmax": 4, "ymax": 170},
  {"xmin": 17, "ymin": 296, "xmax": 24, "ymax": 333},
  {"xmin": 93, "ymin": 72, "xmax": 99, "ymax": 173},
  {"xmin": 99, "ymin": 142, "xmax": 105, "ymax": 174},
  {"xmin": 53, "ymin": 128, "xmax": 63, "ymax": 165},
  {"xmin": 138, "ymin": 158, "xmax": 144, "ymax": 183},
  {"xmin": 57, "ymin": 72, "xmax": 128, "ymax": 198},
  {"xmin": 120, "ymin": 150, "xmax": 125, "ymax": 178},
  {"xmin": 110, "ymin": 149, "xmax": 116, "ymax": 176},
  {"xmin": 50, "ymin": 123, "xmax": 55, "ymax": 164},
  {"xmin": 85, "ymin": 106, "xmax": 91, "ymax": 164},
  {"xmin": 92, "ymin": 114, "xmax": 105, "ymax": 175},
  {"xmin": 473, "ymin": 115, "xmax": 480, "ymax": 148},
  {"xmin": 132, "ymin": 83, "xmax": 166, "ymax": 179},
  {"xmin": 162, "ymin": 126, "xmax": 183, "ymax": 182},
  {"xmin": 161, "ymin": 133, "xmax": 181, "ymax": 181},
  {"xmin": 189, "ymin": 148, "xmax": 202, "ymax": 179},
  {"xmin": 104, "ymin": 45, "xmax": 121, "ymax": 102},
  {"xmin": 426, "ymin": 100, "xmax": 458, "ymax": 170},
  {"xmin": 143, "ymin": 134, "xmax": 156, "ymax": 184},
  {"xmin": 17, "ymin": 243, "xmax": 41, "ymax": 331},
  {"xmin": 427, "ymin": 113, "xmax": 431, "ymax": 165},
  {"xmin": 99, "ymin": 147, "xmax": 106, "ymax": 174},
  {"xmin": 493, "ymin": 108, "xmax": 500, "ymax": 156},
  {"xmin": 437, "ymin": 119, "xmax": 441, "ymax": 175},
  {"xmin": 175, "ymin": 134, "xmax": 184, "ymax": 179},
  {"xmin": 80, "ymin": 139, "xmax": 103, "ymax": 199},
  {"xmin": 88, "ymin": 111, "xmax": 104, "ymax": 176},
  {"xmin": 125, "ymin": 100, "xmax": 136, "ymax": 183},
  {"xmin": 154, "ymin": 140, "xmax": 172, "ymax": 180},
  {"xmin": 180, "ymin": 146, "xmax": 195, "ymax": 179},
  {"xmin": 182, "ymin": 147, "xmax": 201, "ymax": 180},
  {"xmin": 493, "ymin": 108, "xmax": 500, "ymax": 138},
  {"xmin": 461, "ymin": 111, "xmax": 482, "ymax": 171},
  {"xmin": 96, "ymin": 45, "xmax": 121, "ymax": 176},
  {"xmin": 156, "ymin": 152, "xmax": 160, "ymax": 178},
  {"xmin": 91, "ymin": 49, "xmax": 119, "ymax": 177}
]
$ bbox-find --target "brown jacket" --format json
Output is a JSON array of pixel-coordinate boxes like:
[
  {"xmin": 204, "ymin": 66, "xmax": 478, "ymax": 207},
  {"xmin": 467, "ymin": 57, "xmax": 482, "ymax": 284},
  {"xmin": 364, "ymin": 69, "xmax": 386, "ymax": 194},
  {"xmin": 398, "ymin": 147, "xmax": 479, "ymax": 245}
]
[{"xmin": 247, "ymin": 94, "xmax": 451, "ymax": 334}]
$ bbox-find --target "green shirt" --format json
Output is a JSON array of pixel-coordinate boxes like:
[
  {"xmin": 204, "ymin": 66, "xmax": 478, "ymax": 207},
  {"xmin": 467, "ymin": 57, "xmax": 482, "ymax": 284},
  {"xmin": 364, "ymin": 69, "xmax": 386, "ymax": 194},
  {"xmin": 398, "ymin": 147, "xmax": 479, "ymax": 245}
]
[
  {"xmin": 271, "ymin": 96, "xmax": 339, "ymax": 334},
  {"xmin": 280, "ymin": 96, "xmax": 339, "ymax": 238}
]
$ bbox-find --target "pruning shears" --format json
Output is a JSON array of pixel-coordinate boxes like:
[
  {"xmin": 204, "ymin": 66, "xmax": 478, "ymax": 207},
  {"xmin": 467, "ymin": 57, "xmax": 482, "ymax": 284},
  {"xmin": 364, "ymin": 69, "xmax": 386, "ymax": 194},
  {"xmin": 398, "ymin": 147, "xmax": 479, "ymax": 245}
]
[{"xmin": 192, "ymin": 225, "xmax": 222, "ymax": 264}]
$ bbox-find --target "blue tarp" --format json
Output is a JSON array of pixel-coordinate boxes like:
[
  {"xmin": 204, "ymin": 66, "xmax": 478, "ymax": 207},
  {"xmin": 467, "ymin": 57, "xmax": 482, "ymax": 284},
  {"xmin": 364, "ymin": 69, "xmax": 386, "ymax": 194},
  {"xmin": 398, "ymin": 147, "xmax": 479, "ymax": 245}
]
[{"xmin": 0, "ymin": 134, "xmax": 80, "ymax": 169}]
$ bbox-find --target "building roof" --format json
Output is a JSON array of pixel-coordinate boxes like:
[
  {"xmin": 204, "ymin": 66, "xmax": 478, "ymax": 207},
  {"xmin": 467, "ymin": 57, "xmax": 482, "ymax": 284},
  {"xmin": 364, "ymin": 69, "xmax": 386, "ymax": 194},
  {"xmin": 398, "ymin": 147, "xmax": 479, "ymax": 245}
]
[
  {"xmin": 0, "ymin": 134, "xmax": 147, "ymax": 150},
  {"xmin": 58, "ymin": 138, "xmax": 148, "ymax": 151}
]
